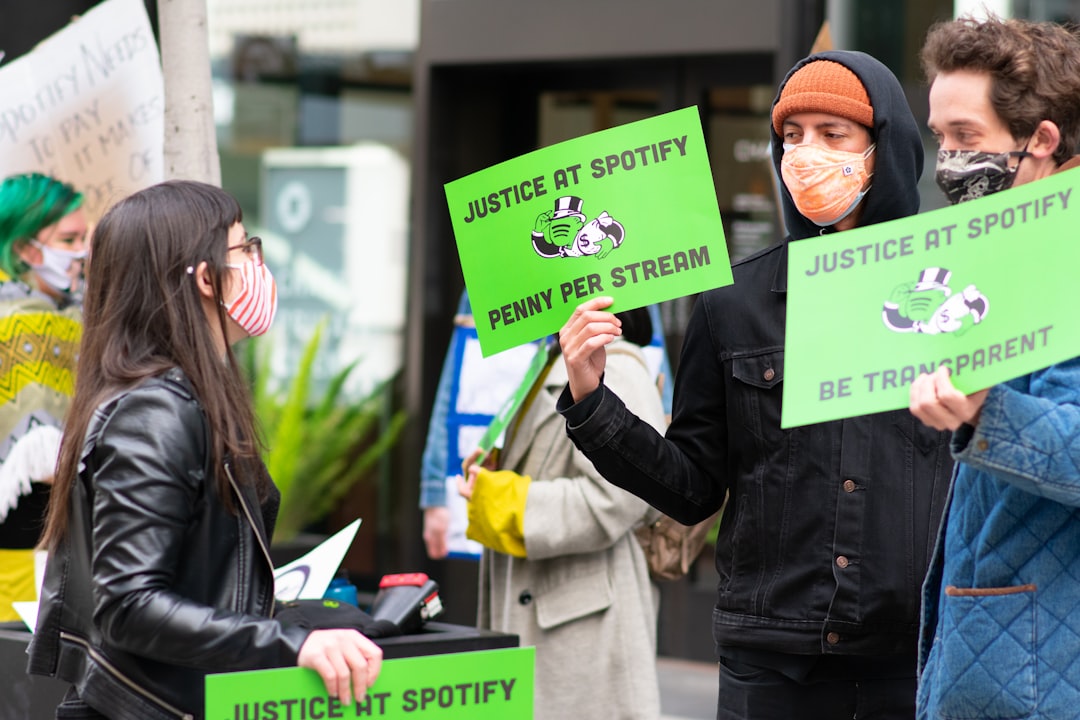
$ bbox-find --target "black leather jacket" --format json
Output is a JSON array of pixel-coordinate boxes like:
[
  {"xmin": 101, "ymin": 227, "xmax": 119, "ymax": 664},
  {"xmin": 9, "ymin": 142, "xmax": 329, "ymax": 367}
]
[{"xmin": 28, "ymin": 369, "xmax": 308, "ymax": 720}]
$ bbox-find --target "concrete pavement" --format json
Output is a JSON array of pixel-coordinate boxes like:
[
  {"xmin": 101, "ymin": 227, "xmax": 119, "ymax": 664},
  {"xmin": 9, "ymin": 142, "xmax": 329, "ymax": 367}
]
[{"xmin": 659, "ymin": 655, "xmax": 716, "ymax": 720}]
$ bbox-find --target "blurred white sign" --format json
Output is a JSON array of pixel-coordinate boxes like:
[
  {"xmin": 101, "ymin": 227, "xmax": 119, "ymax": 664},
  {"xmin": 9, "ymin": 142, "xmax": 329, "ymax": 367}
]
[
  {"xmin": 273, "ymin": 519, "xmax": 361, "ymax": 601},
  {"xmin": 0, "ymin": 0, "xmax": 164, "ymax": 218}
]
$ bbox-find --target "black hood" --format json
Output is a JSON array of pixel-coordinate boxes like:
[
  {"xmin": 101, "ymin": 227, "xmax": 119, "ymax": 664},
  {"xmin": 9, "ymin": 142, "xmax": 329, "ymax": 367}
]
[{"xmin": 770, "ymin": 50, "xmax": 924, "ymax": 241}]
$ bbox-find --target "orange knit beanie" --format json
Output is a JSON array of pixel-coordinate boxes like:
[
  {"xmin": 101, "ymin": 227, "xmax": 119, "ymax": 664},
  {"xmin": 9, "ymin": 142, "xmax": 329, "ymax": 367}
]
[{"xmin": 772, "ymin": 59, "xmax": 873, "ymax": 135}]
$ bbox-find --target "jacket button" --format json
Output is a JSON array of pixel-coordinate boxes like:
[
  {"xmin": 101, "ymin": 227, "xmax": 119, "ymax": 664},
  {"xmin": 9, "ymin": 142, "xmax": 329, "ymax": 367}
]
[
  {"xmin": 826, "ymin": 632, "xmax": 840, "ymax": 645},
  {"xmin": 763, "ymin": 368, "xmax": 775, "ymax": 381},
  {"xmin": 842, "ymin": 479, "xmax": 856, "ymax": 493},
  {"xmin": 976, "ymin": 439, "xmax": 989, "ymax": 452},
  {"xmin": 836, "ymin": 555, "xmax": 850, "ymax": 569},
  {"xmin": 518, "ymin": 590, "xmax": 533, "ymax": 605}
]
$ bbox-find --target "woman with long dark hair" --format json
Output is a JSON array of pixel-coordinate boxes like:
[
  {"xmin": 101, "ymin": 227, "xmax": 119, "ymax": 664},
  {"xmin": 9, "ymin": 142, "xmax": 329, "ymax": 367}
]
[{"xmin": 28, "ymin": 180, "xmax": 381, "ymax": 720}]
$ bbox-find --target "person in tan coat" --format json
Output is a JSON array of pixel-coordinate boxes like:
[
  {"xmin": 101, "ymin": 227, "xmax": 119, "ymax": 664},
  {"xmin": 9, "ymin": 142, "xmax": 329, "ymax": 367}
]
[{"xmin": 460, "ymin": 307, "xmax": 665, "ymax": 720}]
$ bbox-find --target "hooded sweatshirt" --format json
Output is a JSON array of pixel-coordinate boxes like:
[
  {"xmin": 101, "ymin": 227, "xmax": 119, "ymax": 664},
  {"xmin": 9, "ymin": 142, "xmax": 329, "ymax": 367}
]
[
  {"xmin": 559, "ymin": 49, "xmax": 954, "ymax": 671},
  {"xmin": 771, "ymin": 50, "xmax": 925, "ymax": 240}
]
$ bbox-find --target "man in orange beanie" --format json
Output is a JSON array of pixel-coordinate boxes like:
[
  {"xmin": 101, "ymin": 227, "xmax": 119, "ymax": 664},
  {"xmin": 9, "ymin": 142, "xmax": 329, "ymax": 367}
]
[{"xmin": 558, "ymin": 51, "xmax": 952, "ymax": 718}]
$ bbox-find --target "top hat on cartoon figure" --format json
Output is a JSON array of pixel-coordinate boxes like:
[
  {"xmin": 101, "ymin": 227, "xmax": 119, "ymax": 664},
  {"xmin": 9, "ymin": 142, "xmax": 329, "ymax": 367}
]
[
  {"xmin": 914, "ymin": 267, "xmax": 952, "ymax": 292},
  {"xmin": 551, "ymin": 196, "xmax": 587, "ymax": 221}
]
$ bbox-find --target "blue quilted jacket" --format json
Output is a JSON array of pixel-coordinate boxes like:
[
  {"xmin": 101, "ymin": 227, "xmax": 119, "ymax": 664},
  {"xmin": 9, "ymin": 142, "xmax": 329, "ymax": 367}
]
[{"xmin": 917, "ymin": 357, "xmax": 1080, "ymax": 720}]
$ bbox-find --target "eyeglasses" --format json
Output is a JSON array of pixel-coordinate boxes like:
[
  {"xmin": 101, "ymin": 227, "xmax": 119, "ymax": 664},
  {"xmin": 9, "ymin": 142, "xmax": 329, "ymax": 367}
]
[{"xmin": 226, "ymin": 236, "xmax": 264, "ymax": 267}]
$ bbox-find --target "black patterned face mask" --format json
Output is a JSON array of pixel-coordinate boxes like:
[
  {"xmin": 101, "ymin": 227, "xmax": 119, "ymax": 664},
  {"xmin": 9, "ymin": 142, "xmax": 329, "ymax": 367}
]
[{"xmin": 934, "ymin": 148, "xmax": 1031, "ymax": 205}]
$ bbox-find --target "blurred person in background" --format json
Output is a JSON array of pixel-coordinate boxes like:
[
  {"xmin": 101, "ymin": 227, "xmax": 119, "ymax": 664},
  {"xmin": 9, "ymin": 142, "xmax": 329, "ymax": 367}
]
[
  {"xmin": 420, "ymin": 291, "xmax": 673, "ymax": 560},
  {"xmin": 459, "ymin": 307, "xmax": 666, "ymax": 720},
  {"xmin": 0, "ymin": 172, "xmax": 87, "ymax": 623}
]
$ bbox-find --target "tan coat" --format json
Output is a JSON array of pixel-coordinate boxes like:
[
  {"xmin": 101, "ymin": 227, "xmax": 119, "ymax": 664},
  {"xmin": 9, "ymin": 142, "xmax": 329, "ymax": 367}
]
[{"xmin": 477, "ymin": 340, "xmax": 666, "ymax": 720}]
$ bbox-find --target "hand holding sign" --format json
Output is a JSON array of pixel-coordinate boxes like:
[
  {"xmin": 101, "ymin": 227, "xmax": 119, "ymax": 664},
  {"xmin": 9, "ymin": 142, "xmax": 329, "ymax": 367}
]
[
  {"xmin": 558, "ymin": 296, "xmax": 622, "ymax": 402},
  {"xmin": 909, "ymin": 366, "xmax": 989, "ymax": 431},
  {"xmin": 297, "ymin": 629, "xmax": 383, "ymax": 708},
  {"xmin": 458, "ymin": 447, "xmax": 494, "ymax": 500}
]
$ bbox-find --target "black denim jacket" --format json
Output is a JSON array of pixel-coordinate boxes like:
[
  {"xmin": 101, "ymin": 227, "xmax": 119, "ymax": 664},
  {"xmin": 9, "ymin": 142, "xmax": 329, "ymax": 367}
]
[{"xmin": 559, "ymin": 240, "xmax": 953, "ymax": 659}]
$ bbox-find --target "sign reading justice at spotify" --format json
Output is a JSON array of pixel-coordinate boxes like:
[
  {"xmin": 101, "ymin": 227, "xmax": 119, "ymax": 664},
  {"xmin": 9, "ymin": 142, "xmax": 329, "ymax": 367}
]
[{"xmin": 782, "ymin": 168, "xmax": 1080, "ymax": 428}]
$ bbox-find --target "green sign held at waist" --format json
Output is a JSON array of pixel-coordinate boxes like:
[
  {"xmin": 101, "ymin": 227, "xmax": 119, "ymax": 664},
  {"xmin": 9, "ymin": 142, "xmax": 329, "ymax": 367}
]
[
  {"xmin": 782, "ymin": 167, "xmax": 1080, "ymax": 428},
  {"xmin": 445, "ymin": 106, "xmax": 732, "ymax": 357},
  {"xmin": 205, "ymin": 646, "xmax": 534, "ymax": 719}
]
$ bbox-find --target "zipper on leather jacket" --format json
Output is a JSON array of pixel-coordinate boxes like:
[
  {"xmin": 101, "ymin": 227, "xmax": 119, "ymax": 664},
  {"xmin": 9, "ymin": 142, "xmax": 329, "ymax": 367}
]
[
  {"xmin": 224, "ymin": 461, "xmax": 277, "ymax": 617},
  {"xmin": 60, "ymin": 631, "xmax": 194, "ymax": 720}
]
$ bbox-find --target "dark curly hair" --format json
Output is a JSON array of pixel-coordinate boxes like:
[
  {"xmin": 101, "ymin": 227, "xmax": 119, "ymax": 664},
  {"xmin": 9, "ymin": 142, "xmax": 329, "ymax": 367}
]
[{"xmin": 921, "ymin": 16, "xmax": 1080, "ymax": 166}]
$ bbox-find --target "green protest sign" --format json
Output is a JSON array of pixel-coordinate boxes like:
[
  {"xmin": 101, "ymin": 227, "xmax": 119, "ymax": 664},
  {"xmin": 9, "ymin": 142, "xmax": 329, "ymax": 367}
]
[
  {"xmin": 206, "ymin": 646, "xmax": 534, "ymax": 719},
  {"xmin": 445, "ymin": 106, "xmax": 731, "ymax": 356},
  {"xmin": 782, "ymin": 168, "xmax": 1080, "ymax": 428}
]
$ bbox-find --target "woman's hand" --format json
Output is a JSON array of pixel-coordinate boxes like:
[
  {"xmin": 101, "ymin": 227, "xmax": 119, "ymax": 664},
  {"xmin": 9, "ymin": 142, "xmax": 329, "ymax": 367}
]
[
  {"xmin": 910, "ymin": 366, "xmax": 989, "ymax": 431},
  {"xmin": 456, "ymin": 471, "xmax": 476, "ymax": 501},
  {"xmin": 457, "ymin": 448, "xmax": 490, "ymax": 501},
  {"xmin": 559, "ymin": 297, "xmax": 621, "ymax": 402},
  {"xmin": 298, "ymin": 628, "xmax": 383, "ymax": 706}
]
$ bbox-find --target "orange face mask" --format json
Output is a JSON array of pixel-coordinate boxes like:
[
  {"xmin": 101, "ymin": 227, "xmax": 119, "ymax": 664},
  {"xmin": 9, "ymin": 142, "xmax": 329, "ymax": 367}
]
[{"xmin": 781, "ymin": 143, "xmax": 875, "ymax": 227}]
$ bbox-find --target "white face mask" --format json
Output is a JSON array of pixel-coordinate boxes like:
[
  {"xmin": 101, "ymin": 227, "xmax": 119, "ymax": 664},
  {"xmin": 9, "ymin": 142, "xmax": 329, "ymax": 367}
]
[
  {"xmin": 222, "ymin": 259, "xmax": 278, "ymax": 337},
  {"xmin": 30, "ymin": 241, "xmax": 86, "ymax": 292}
]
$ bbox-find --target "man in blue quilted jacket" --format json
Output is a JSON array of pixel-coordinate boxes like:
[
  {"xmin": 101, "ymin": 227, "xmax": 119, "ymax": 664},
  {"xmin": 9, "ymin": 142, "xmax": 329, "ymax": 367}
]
[{"xmin": 911, "ymin": 16, "xmax": 1080, "ymax": 720}]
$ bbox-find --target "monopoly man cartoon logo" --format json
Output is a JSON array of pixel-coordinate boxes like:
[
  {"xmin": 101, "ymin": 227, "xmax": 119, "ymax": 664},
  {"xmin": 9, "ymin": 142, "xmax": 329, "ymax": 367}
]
[{"xmin": 531, "ymin": 195, "xmax": 626, "ymax": 260}]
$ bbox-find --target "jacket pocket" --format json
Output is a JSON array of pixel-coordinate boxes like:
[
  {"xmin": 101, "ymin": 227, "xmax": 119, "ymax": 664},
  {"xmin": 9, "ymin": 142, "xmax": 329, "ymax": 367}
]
[
  {"xmin": 730, "ymin": 350, "xmax": 783, "ymax": 442},
  {"xmin": 934, "ymin": 584, "xmax": 1036, "ymax": 720},
  {"xmin": 535, "ymin": 567, "xmax": 614, "ymax": 631}
]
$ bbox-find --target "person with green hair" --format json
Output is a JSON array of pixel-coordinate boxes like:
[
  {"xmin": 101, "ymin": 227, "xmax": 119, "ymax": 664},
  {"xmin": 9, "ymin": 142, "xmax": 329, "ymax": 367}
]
[
  {"xmin": 0, "ymin": 172, "xmax": 88, "ymax": 623},
  {"xmin": 0, "ymin": 172, "xmax": 88, "ymax": 301}
]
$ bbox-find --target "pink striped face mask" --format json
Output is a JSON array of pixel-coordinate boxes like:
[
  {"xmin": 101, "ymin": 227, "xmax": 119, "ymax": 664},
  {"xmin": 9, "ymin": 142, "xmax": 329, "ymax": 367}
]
[{"xmin": 223, "ymin": 259, "xmax": 278, "ymax": 337}]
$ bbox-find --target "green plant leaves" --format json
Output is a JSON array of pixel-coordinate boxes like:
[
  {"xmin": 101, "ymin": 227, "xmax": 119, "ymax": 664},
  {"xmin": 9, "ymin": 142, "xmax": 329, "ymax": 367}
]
[{"xmin": 242, "ymin": 320, "xmax": 407, "ymax": 542}]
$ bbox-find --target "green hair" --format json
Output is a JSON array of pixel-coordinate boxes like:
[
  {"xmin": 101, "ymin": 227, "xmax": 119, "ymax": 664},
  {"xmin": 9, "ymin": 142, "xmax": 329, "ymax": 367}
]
[{"xmin": 0, "ymin": 173, "xmax": 84, "ymax": 279}]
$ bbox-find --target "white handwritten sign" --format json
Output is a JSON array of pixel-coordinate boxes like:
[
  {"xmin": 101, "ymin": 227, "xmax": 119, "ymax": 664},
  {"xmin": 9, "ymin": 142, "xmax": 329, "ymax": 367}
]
[{"xmin": 0, "ymin": 0, "xmax": 164, "ymax": 218}]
